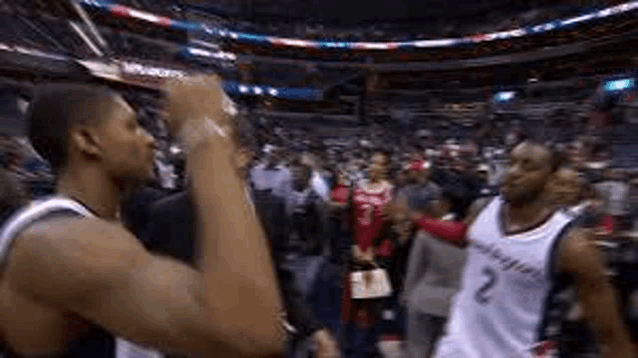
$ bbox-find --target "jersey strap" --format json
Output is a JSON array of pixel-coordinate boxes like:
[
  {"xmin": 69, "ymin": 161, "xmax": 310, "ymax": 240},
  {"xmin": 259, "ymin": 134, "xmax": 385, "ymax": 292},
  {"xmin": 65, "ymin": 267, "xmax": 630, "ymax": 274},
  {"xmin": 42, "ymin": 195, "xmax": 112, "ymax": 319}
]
[{"xmin": 0, "ymin": 197, "xmax": 93, "ymax": 269}]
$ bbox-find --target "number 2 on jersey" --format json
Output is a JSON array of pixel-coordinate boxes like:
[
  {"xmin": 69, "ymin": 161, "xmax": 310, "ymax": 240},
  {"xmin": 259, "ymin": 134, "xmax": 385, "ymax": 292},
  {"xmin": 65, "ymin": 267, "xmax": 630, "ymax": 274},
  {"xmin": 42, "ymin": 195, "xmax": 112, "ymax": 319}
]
[{"xmin": 474, "ymin": 266, "xmax": 498, "ymax": 305}]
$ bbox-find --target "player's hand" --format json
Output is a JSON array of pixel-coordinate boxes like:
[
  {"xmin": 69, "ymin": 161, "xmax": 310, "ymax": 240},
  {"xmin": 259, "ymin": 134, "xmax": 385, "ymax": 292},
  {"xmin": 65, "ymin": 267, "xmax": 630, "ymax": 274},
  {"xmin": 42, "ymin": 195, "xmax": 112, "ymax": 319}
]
[
  {"xmin": 163, "ymin": 74, "xmax": 228, "ymax": 138},
  {"xmin": 311, "ymin": 329, "xmax": 340, "ymax": 358}
]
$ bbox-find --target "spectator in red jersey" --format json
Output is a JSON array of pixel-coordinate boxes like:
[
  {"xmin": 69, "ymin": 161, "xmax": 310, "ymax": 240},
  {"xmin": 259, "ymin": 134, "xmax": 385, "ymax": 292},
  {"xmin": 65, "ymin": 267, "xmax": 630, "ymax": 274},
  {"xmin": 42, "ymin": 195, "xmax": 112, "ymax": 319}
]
[
  {"xmin": 351, "ymin": 150, "xmax": 393, "ymax": 265},
  {"xmin": 342, "ymin": 149, "xmax": 393, "ymax": 358}
]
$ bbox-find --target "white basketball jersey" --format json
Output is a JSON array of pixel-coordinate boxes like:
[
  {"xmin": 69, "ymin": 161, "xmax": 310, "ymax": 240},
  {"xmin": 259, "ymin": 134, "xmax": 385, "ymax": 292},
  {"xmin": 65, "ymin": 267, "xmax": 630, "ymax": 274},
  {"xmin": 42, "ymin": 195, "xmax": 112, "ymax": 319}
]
[
  {"xmin": 435, "ymin": 197, "xmax": 574, "ymax": 358},
  {"xmin": 0, "ymin": 196, "xmax": 161, "ymax": 358},
  {"xmin": 0, "ymin": 196, "xmax": 93, "ymax": 266}
]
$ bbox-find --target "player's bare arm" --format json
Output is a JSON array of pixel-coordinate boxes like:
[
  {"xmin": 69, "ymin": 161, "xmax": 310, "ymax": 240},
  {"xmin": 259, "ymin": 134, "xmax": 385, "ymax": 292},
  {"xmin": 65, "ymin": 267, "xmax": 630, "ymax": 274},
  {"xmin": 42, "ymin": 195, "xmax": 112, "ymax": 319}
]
[
  {"xmin": 173, "ymin": 77, "xmax": 285, "ymax": 356},
  {"xmin": 6, "ymin": 216, "xmax": 282, "ymax": 357},
  {"xmin": 170, "ymin": 75, "xmax": 284, "ymax": 355},
  {"xmin": 557, "ymin": 228, "xmax": 634, "ymax": 358},
  {"xmin": 4, "ymin": 75, "xmax": 284, "ymax": 357}
]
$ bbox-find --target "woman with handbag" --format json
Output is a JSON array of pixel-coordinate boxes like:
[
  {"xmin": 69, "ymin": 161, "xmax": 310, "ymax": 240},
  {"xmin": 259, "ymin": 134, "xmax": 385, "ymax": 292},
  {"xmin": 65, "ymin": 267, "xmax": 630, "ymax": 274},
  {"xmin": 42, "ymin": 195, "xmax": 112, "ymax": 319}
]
[{"xmin": 341, "ymin": 150, "xmax": 394, "ymax": 358}]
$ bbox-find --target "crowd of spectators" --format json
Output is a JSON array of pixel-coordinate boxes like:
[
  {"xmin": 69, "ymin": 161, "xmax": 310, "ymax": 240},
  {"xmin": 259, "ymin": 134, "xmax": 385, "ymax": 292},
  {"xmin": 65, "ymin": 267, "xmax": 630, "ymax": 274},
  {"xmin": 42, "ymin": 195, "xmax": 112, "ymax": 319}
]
[
  {"xmin": 227, "ymin": 1, "xmax": 618, "ymax": 42},
  {"xmin": 228, "ymin": 13, "xmax": 637, "ymax": 64},
  {"xmin": 1, "ymin": 85, "xmax": 638, "ymax": 356},
  {"xmin": 231, "ymin": 116, "xmax": 638, "ymax": 357},
  {"xmin": 102, "ymin": 0, "xmax": 627, "ymax": 44},
  {"xmin": 0, "ymin": 1, "xmax": 636, "ymax": 357}
]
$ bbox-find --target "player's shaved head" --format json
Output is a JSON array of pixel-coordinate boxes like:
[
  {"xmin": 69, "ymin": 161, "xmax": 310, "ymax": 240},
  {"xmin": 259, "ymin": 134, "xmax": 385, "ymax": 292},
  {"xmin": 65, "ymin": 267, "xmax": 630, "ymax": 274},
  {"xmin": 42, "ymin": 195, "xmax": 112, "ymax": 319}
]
[{"xmin": 26, "ymin": 83, "xmax": 119, "ymax": 172}]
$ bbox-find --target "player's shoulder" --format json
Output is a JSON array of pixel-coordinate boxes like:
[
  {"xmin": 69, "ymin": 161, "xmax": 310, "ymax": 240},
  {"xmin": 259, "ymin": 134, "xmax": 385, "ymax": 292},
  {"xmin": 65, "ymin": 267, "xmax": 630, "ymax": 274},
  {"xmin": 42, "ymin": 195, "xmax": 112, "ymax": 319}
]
[
  {"xmin": 3, "ymin": 215, "xmax": 145, "ymax": 313},
  {"xmin": 465, "ymin": 195, "xmax": 499, "ymax": 226},
  {"xmin": 6, "ymin": 197, "xmax": 145, "ymax": 272},
  {"xmin": 17, "ymin": 215, "xmax": 143, "ymax": 262}
]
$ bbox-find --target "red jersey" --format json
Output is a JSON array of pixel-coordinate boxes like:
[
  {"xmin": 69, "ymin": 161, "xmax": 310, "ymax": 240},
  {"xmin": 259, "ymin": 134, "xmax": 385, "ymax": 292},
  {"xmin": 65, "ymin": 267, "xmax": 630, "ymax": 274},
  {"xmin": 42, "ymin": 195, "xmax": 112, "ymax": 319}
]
[
  {"xmin": 331, "ymin": 184, "xmax": 350, "ymax": 204},
  {"xmin": 352, "ymin": 181, "xmax": 392, "ymax": 252}
]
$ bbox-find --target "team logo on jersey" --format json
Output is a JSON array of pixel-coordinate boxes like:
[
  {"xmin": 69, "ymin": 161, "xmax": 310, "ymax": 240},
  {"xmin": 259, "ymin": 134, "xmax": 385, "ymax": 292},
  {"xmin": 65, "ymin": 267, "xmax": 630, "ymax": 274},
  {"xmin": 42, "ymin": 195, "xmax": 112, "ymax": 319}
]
[{"xmin": 471, "ymin": 241, "xmax": 544, "ymax": 284}]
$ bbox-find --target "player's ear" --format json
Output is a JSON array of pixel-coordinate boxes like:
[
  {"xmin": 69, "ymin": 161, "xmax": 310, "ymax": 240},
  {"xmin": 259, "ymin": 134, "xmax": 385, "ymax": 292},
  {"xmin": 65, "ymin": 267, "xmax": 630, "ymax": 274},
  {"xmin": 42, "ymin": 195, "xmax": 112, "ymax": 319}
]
[{"xmin": 69, "ymin": 125, "xmax": 103, "ymax": 161}]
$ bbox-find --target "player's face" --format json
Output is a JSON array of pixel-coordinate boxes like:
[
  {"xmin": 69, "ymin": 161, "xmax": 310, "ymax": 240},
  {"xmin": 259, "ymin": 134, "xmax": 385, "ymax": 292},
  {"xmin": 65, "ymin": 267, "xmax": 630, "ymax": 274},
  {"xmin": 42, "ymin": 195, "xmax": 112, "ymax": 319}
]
[
  {"xmin": 502, "ymin": 142, "xmax": 553, "ymax": 205},
  {"xmin": 96, "ymin": 96, "xmax": 156, "ymax": 185},
  {"xmin": 368, "ymin": 153, "xmax": 387, "ymax": 181}
]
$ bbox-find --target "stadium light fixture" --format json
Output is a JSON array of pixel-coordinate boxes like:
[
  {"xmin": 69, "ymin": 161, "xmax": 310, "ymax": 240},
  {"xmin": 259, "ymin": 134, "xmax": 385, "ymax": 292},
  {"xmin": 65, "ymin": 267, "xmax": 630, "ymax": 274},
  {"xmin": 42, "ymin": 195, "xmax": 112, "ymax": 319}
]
[
  {"xmin": 604, "ymin": 78, "xmax": 635, "ymax": 91},
  {"xmin": 495, "ymin": 91, "xmax": 516, "ymax": 102}
]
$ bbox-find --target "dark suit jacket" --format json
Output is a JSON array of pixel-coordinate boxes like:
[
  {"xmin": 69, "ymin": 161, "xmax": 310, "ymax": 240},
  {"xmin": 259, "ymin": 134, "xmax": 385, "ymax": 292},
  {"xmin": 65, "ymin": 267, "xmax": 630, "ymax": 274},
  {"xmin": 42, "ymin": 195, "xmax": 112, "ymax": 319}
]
[{"xmin": 139, "ymin": 190, "xmax": 324, "ymax": 339}]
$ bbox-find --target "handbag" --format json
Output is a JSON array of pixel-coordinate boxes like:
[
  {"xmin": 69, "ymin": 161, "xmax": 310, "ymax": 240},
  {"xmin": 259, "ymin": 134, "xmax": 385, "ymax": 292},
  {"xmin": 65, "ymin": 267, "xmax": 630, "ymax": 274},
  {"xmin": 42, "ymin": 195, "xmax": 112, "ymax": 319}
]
[{"xmin": 350, "ymin": 268, "xmax": 393, "ymax": 299}]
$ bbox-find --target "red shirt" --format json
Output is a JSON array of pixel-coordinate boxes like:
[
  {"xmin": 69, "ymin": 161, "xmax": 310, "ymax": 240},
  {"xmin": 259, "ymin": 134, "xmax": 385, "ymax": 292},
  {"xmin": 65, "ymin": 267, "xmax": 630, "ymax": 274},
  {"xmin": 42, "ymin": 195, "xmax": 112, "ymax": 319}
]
[
  {"xmin": 352, "ymin": 181, "xmax": 392, "ymax": 252},
  {"xmin": 331, "ymin": 184, "xmax": 350, "ymax": 204}
]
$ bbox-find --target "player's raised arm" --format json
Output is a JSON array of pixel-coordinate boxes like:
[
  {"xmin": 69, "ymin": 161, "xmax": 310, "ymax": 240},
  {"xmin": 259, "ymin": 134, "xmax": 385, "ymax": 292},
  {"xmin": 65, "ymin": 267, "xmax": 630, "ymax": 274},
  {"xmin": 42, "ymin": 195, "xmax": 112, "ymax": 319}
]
[
  {"xmin": 167, "ymin": 75, "xmax": 285, "ymax": 355},
  {"xmin": 558, "ymin": 229, "xmax": 634, "ymax": 358},
  {"xmin": 5, "ymin": 76, "xmax": 285, "ymax": 357}
]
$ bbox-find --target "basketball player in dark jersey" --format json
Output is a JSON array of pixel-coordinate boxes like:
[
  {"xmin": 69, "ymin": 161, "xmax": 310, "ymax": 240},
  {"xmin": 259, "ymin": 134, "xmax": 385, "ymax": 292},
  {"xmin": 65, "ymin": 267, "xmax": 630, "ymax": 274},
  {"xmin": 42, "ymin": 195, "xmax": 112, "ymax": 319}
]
[
  {"xmin": 0, "ymin": 76, "xmax": 284, "ymax": 357},
  {"xmin": 407, "ymin": 141, "xmax": 633, "ymax": 357}
]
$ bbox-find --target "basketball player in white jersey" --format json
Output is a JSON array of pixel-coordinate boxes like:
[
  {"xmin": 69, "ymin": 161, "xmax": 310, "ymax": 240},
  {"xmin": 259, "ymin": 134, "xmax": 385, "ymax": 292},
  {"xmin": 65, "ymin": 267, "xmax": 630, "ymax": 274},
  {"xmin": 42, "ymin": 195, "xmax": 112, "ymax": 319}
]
[
  {"xmin": 410, "ymin": 140, "xmax": 633, "ymax": 358},
  {"xmin": 0, "ymin": 76, "xmax": 284, "ymax": 357}
]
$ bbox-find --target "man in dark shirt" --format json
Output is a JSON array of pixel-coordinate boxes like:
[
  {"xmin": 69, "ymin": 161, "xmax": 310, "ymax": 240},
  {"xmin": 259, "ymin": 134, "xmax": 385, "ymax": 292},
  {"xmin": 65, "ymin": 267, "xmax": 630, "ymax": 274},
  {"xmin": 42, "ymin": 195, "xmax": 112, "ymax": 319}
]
[
  {"xmin": 133, "ymin": 148, "xmax": 339, "ymax": 358},
  {"xmin": 397, "ymin": 160, "xmax": 442, "ymax": 217}
]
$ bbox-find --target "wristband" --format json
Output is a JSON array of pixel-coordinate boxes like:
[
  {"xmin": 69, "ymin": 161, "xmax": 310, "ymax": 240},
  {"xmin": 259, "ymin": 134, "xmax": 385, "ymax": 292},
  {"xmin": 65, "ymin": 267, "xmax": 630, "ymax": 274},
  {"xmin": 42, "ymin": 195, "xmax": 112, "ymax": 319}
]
[{"xmin": 179, "ymin": 117, "xmax": 227, "ymax": 152}]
